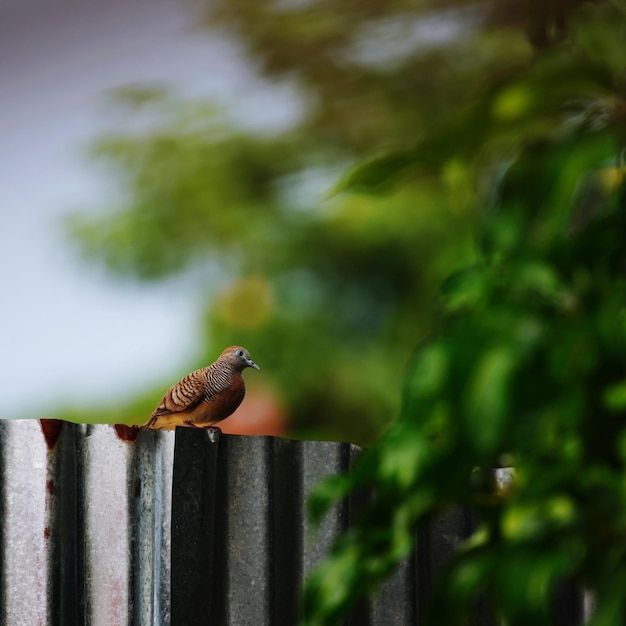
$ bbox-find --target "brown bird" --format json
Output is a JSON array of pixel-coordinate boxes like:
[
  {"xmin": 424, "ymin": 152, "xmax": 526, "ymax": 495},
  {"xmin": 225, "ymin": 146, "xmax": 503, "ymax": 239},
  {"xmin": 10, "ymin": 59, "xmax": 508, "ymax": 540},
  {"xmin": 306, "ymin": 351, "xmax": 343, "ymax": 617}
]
[{"xmin": 144, "ymin": 346, "xmax": 260, "ymax": 431}]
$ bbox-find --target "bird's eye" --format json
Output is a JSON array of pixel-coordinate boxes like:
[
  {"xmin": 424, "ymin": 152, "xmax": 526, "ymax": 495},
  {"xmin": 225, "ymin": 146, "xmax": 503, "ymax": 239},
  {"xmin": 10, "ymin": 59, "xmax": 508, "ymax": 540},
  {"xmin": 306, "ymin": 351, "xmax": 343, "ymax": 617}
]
[{"xmin": 236, "ymin": 349, "xmax": 244, "ymax": 357}]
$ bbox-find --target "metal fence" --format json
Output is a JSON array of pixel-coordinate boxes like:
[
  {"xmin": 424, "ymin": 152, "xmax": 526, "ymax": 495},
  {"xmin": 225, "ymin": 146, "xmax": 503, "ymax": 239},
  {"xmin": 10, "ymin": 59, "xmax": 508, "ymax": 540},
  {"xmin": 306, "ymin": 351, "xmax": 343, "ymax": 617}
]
[{"xmin": 0, "ymin": 419, "xmax": 588, "ymax": 626}]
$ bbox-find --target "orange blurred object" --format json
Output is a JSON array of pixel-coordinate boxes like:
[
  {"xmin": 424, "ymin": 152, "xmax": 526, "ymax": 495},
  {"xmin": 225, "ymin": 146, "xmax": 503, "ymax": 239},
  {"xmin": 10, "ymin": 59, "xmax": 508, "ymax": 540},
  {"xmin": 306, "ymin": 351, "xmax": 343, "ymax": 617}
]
[{"xmin": 219, "ymin": 389, "xmax": 287, "ymax": 437}]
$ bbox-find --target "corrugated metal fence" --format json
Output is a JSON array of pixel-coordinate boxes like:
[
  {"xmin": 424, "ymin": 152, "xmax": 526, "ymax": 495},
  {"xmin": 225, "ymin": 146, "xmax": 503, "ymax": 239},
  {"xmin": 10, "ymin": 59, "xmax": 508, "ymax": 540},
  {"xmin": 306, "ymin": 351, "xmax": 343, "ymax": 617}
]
[{"xmin": 0, "ymin": 419, "xmax": 588, "ymax": 625}]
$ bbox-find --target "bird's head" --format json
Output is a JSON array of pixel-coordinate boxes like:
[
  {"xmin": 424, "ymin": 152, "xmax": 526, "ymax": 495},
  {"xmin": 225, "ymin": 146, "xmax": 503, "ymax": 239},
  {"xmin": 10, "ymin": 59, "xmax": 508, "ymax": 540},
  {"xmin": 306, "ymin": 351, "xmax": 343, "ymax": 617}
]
[{"xmin": 220, "ymin": 346, "xmax": 261, "ymax": 372}]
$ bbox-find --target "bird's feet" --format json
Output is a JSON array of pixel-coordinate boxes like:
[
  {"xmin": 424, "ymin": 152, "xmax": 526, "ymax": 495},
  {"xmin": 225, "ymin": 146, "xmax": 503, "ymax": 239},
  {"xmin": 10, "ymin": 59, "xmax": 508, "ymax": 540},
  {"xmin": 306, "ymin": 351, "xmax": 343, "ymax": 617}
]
[
  {"xmin": 183, "ymin": 421, "xmax": 221, "ymax": 433},
  {"xmin": 183, "ymin": 421, "xmax": 222, "ymax": 439},
  {"xmin": 203, "ymin": 426, "xmax": 222, "ymax": 436}
]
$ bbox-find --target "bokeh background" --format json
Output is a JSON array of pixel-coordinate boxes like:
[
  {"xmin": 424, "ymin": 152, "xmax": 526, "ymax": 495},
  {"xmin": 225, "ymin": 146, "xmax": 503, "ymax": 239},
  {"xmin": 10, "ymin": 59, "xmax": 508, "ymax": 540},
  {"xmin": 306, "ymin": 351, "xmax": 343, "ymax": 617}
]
[
  {"xmin": 0, "ymin": 0, "xmax": 586, "ymax": 443},
  {"xmin": 1, "ymin": 0, "xmax": 295, "ymax": 436},
  {"xmin": 7, "ymin": 2, "xmax": 626, "ymax": 623}
]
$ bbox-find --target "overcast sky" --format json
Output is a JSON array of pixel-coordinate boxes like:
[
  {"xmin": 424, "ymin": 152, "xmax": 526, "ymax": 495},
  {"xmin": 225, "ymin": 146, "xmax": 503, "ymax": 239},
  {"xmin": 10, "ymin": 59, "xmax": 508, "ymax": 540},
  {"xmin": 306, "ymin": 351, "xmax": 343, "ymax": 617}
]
[{"xmin": 0, "ymin": 0, "xmax": 295, "ymax": 418}]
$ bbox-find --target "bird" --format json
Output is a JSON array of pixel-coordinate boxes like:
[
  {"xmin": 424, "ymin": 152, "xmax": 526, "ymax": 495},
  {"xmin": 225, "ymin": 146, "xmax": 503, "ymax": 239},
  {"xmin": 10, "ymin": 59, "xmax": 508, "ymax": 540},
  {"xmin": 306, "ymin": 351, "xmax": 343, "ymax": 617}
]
[{"xmin": 144, "ymin": 346, "xmax": 260, "ymax": 431}]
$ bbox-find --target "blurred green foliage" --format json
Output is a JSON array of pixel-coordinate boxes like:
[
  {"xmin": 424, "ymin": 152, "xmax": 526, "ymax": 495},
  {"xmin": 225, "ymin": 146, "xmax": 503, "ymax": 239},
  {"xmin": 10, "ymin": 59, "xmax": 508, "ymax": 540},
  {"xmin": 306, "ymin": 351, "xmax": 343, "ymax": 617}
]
[
  {"xmin": 66, "ymin": 0, "xmax": 626, "ymax": 621},
  {"xmin": 67, "ymin": 0, "xmax": 535, "ymax": 441},
  {"xmin": 66, "ymin": 95, "xmax": 473, "ymax": 440},
  {"xmin": 299, "ymin": 1, "xmax": 626, "ymax": 625}
]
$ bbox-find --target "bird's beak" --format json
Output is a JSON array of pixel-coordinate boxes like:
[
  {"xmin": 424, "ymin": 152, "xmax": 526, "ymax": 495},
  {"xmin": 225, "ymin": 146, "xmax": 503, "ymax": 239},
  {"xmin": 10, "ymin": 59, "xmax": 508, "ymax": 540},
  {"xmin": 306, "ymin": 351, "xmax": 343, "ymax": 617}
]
[{"xmin": 247, "ymin": 359, "xmax": 261, "ymax": 371}]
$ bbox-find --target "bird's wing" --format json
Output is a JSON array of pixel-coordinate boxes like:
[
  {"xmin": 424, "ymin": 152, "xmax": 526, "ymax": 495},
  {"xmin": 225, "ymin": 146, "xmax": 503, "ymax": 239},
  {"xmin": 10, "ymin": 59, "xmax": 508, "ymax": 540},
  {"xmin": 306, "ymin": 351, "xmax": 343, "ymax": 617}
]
[{"xmin": 147, "ymin": 368, "xmax": 207, "ymax": 423}]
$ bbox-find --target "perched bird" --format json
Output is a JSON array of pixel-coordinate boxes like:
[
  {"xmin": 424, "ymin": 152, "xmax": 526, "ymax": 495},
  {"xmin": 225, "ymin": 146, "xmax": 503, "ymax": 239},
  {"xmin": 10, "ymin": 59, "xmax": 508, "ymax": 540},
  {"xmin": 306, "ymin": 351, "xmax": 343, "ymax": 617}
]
[{"xmin": 144, "ymin": 346, "xmax": 260, "ymax": 431}]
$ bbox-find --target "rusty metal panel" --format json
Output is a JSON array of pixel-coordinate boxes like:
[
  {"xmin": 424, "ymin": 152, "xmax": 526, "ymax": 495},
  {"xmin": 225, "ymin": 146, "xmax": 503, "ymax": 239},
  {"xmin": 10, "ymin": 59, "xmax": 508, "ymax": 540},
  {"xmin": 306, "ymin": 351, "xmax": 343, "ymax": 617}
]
[
  {"xmin": 133, "ymin": 428, "xmax": 175, "ymax": 626},
  {"xmin": 169, "ymin": 434, "xmax": 359, "ymax": 626},
  {"xmin": 81, "ymin": 423, "xmax": 135, "ymax": 626},
  {"xmin": 0, "ymin": 419, "xmax": 82, "ymax": 626},
  {"xmin": 80, "ymin": 424, "xmax": 175, "ymax": 626},
  {"xmin": 0, "ymin": 420, "xmax": 587, "ymax": 626},
  {"xmin": 0, "ymin": 419, "xmax": 55, "ymax": 626}
]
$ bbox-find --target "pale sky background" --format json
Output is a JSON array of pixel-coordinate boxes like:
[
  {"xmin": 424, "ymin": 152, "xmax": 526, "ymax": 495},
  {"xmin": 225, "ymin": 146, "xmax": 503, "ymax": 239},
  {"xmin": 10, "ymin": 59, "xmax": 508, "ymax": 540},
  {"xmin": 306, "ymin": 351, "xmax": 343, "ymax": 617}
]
[{"xmin": 0, "ymin": 0, "xmax": 297, "ymax": 418}]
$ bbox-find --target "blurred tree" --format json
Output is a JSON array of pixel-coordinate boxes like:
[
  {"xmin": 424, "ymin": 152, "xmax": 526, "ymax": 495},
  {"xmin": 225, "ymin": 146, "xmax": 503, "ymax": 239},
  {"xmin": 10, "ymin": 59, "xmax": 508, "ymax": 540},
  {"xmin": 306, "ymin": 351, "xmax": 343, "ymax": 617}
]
[
  {"xmin": 67, "ymin": 0, "xmax": 540, "ymax": 441},
  {"xmin": 299, "ymin": 1, "xmax": 626, "ymax": 625},
  {"xmin": 65, "ymin": 0, "xmax": 626, "ymax": 623}
]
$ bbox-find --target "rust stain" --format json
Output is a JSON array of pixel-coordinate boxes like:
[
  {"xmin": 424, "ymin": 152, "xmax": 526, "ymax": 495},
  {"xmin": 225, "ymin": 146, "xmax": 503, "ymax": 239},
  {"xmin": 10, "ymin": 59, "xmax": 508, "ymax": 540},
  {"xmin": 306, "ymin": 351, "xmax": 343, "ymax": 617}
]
[
  {"xmin": 46, "ymin": 479, "xmax": 55, "ymax": 495},
  {"xmin": 113, "ymin": 423, "xmax": 140, "ymax": 443},
  {"xmin": 39, "ymin": 419, "xmax": 64, "ymax": 450},
  {"xmin": 110, "ymin": 578, "xmax": 124, "ymax": 623},
  {"xmin": 43, "ymin": 526, "xmax": 51, "ymax": 540}
]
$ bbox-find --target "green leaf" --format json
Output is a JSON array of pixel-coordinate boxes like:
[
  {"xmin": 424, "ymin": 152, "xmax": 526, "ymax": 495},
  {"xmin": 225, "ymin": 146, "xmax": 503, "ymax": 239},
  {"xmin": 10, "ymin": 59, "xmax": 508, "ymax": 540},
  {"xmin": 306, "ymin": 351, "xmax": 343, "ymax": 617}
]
[
  {"xmin": 337, "ymin": 148, "xmax": 433, "ymax": 194},
  {"xmin": 464, "ymin": 347, "xmax": 515, "ymax": 455}
]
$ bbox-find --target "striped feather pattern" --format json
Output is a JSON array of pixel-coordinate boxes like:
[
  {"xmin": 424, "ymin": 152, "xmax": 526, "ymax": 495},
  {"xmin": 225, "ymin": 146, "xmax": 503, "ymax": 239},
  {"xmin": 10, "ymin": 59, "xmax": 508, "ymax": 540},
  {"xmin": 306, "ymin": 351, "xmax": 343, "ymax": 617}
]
[{"xmin": 144, "ymin": 346, "xmax": 259, "ymax": 430}]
